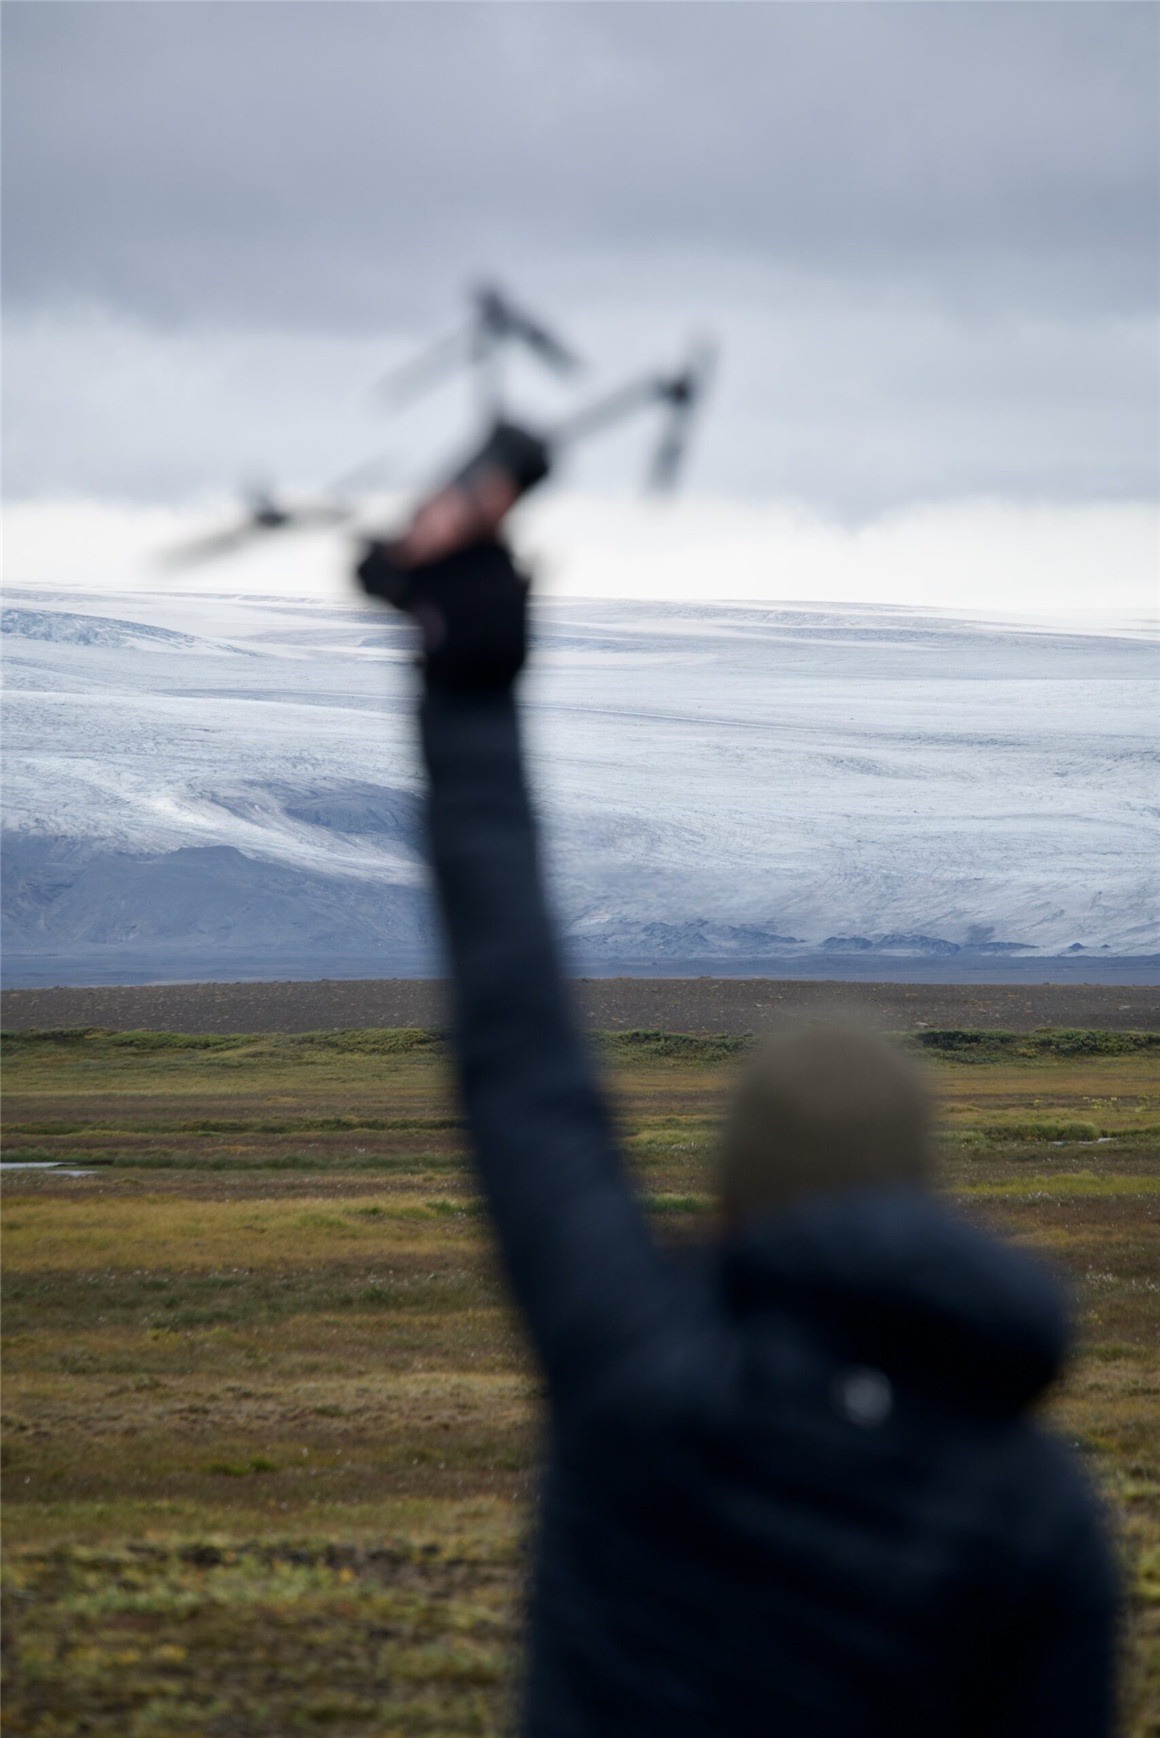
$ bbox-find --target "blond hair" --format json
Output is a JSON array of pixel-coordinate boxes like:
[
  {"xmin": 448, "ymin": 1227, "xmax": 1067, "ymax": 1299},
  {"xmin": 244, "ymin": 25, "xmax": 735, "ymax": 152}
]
[{"xmin": 719, "ymin": 1025, "xmax": 933, "ymax": 1224}]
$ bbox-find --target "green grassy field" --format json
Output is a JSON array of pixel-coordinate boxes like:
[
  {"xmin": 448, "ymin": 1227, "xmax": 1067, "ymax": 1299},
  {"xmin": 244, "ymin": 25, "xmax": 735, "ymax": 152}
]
[{"xmin": 2, "ymin": 1026, "xmax": 1158, "ymax": 1736}]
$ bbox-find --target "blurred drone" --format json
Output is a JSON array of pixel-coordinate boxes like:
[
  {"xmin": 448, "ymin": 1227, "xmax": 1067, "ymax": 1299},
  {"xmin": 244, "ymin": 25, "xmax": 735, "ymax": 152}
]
[
  {"xmin": 387, "ymin": 282, "xmax": 715, "ymax": 494},
  {"xmin": 155, "ymin": 279, "xmax": 717, "ymax": 569}
]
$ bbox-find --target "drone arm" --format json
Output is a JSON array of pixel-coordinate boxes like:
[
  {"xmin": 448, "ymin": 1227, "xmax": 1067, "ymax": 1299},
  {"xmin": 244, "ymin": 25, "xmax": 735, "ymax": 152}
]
[
  {"xmin": 379, "ymin": 325, "xmax": 474, "ymax": 406},
  {"xmin": 551, "ymin": 375, "xmax": 667, "ymax": 448}
]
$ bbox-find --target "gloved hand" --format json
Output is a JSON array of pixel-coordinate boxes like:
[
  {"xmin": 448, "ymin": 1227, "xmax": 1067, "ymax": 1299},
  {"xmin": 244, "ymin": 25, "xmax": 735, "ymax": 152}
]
[
  {"xmin": 356, "ymin": 420, "xmax": 548, "ymax": 693},
  {"xmin": 357, "ymin": 536, "xmax": 530, "ymax": 693}
]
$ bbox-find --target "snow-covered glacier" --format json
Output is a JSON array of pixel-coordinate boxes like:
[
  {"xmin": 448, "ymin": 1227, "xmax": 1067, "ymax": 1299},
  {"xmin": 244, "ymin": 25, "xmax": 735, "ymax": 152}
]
[{"xmin": 2, "ymin": 585, "xmax": 1157, "ymax": 984}]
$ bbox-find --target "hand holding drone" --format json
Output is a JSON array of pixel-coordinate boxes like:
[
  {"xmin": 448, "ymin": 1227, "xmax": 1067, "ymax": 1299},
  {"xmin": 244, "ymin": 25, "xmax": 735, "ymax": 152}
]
[
  {"xmin": 386, "ymin": 421, "xmax": 552, "ymax": 569},
  {"xmin": 355, "ymin": 421, "xmax": 551, "ymax": 691},
  {"xmin": 357, "ymin": 288, "xmax": 715, "ymax": 689}
]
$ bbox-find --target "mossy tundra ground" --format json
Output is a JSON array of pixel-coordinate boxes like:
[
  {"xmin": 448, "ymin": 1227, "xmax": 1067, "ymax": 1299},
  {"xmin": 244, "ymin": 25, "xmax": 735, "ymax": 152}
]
[{"xmin": 2, "ymin": 1026, "xmax": 1158, "ymax": 1736}]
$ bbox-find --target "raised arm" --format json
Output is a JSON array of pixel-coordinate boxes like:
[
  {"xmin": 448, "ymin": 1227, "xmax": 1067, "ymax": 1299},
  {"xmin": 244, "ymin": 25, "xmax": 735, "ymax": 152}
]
[{"xmin": 359, "ymin": 533, "xmax": 683, "ymax": 1405}]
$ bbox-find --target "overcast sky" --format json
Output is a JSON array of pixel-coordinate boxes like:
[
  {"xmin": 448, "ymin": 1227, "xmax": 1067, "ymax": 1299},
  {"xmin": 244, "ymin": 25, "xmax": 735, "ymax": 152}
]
[{"xmin": 3, "ymin": 2, "xmax": 1157, "ymax": 606}]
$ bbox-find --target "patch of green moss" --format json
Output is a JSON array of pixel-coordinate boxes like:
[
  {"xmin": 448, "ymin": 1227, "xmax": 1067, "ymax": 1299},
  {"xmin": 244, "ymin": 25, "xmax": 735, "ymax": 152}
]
[
  {"xmin": 598, "ymin": 1029, "xmax": 751, "ymax": 1063},
  {"xmin": 910, "ymin": 1028, "xmax": 1160, "ymax": 1060}
]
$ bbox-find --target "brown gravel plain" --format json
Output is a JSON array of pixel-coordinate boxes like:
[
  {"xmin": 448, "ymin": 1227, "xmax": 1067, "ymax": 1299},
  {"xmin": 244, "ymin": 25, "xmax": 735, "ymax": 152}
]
[
  {"xmin": 3, "ymin": 975, "xmax": 1158, "ymax": 1034},
  {"xmin": 4, "ymin": 1017, "xmax": 1158, "ymax": 1732}
]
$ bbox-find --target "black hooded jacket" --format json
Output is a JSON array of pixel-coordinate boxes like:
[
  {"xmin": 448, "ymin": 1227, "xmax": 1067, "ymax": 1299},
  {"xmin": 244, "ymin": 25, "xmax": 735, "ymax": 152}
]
[{"xmin": 420, "ymin": 684, "xmax": 1118, "ymax": 1737}]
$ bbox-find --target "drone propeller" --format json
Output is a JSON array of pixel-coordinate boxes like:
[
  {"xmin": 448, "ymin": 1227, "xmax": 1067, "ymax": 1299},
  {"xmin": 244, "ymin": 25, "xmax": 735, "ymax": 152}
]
[
  {"xmin": 155, "ymin": 523, "xmax": 262, "ymax": 569},
  {"xmin": 379, "ymin": 280, "xmax": 582, "ymax": 408},
  {"xmin": 473, "ymin": 282, "xmax": 582, "ymax": 375},
  {"xmin": 648, "ymin": 338, "xmax": 717, "ymax": 491},
  {"xmin": 155, "ymin": 483, "xmax": 352, "ymax": 570},
  {"xmin": 243, "ymin": 484, "xmax": 293, "ymax": 531},
  {"xmin": 550, "ymin": 335, "xmax": 717, "ymax": 491}
]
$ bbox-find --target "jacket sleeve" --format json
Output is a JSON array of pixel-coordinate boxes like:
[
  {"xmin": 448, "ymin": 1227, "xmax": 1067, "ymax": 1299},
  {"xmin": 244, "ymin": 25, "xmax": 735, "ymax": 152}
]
[
  {"xmin": 990, "ymin": 1470, "xmax": 1121, "ymax": 1738},
  {"xmin": 420, "ymin": 683, "xmax": 684, "ymax": 1404}
]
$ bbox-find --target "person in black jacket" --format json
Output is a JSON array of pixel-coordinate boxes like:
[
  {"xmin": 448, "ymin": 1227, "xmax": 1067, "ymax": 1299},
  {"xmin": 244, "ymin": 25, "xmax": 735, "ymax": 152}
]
[{"xmin": 357, "ymin": 478, "xmax": 1119, "ymax": 1736}]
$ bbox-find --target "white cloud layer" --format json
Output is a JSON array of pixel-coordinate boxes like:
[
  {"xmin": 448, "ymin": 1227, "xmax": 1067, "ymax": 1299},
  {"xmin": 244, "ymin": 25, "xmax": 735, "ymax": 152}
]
[{"xmin": 5, "ymin": 493, "xmax": 1156, "ymax": 623}]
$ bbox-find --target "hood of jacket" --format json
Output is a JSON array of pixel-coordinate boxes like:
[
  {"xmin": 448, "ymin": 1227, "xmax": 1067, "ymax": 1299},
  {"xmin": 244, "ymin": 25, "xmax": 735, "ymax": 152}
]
[{"xmin": 723, "ymin": 1185, "xmax": 1071, "ymax": 1417}]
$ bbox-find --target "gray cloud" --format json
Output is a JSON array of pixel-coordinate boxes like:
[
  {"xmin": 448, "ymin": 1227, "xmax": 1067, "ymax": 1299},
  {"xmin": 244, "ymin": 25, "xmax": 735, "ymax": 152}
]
[
  {"xmin": 3, "ymin": 1, "xmax": 1157, "ymax": 513},
  {"xmin": 6, "ymin": 2, "xmax": 1156, "ymax": 324}
]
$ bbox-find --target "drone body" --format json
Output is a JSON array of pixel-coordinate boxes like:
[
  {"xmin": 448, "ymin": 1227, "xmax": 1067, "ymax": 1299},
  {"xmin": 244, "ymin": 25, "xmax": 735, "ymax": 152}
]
[{"xmin": 383, "ymin": 282, "xmax": 715, "ymax": 502}]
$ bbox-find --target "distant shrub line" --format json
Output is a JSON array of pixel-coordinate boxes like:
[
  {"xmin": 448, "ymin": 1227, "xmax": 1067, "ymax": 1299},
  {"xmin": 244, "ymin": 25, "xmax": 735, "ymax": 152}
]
[
  {"xmin": 2, "ymin": 1024, "xmax": 1156, "ymax": 1064},
  {"xmin": 908, "ymin": 1028, "xmax": 1160, "ymax": 1060},
  {"xmin": 598, "ymin": 1031, "xmax": 751, "ymax": 1062},
  {"xmin": 0, "ymin": 1026, "xmax": 444, "ymax": 1056}
]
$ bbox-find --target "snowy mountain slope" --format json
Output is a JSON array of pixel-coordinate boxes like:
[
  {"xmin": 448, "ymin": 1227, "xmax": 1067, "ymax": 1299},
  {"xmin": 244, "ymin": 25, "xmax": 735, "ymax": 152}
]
[
  {"xmin": 2, "ymin": 834, "xmax": 432, "ymax": 961},
  {"xmin": 2, "ymin": 584, "xmax": 1157, "ymax": 981},
  {"xmin": 2, "ymin": 605, "xmax": 203, "ymax": 651}
]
